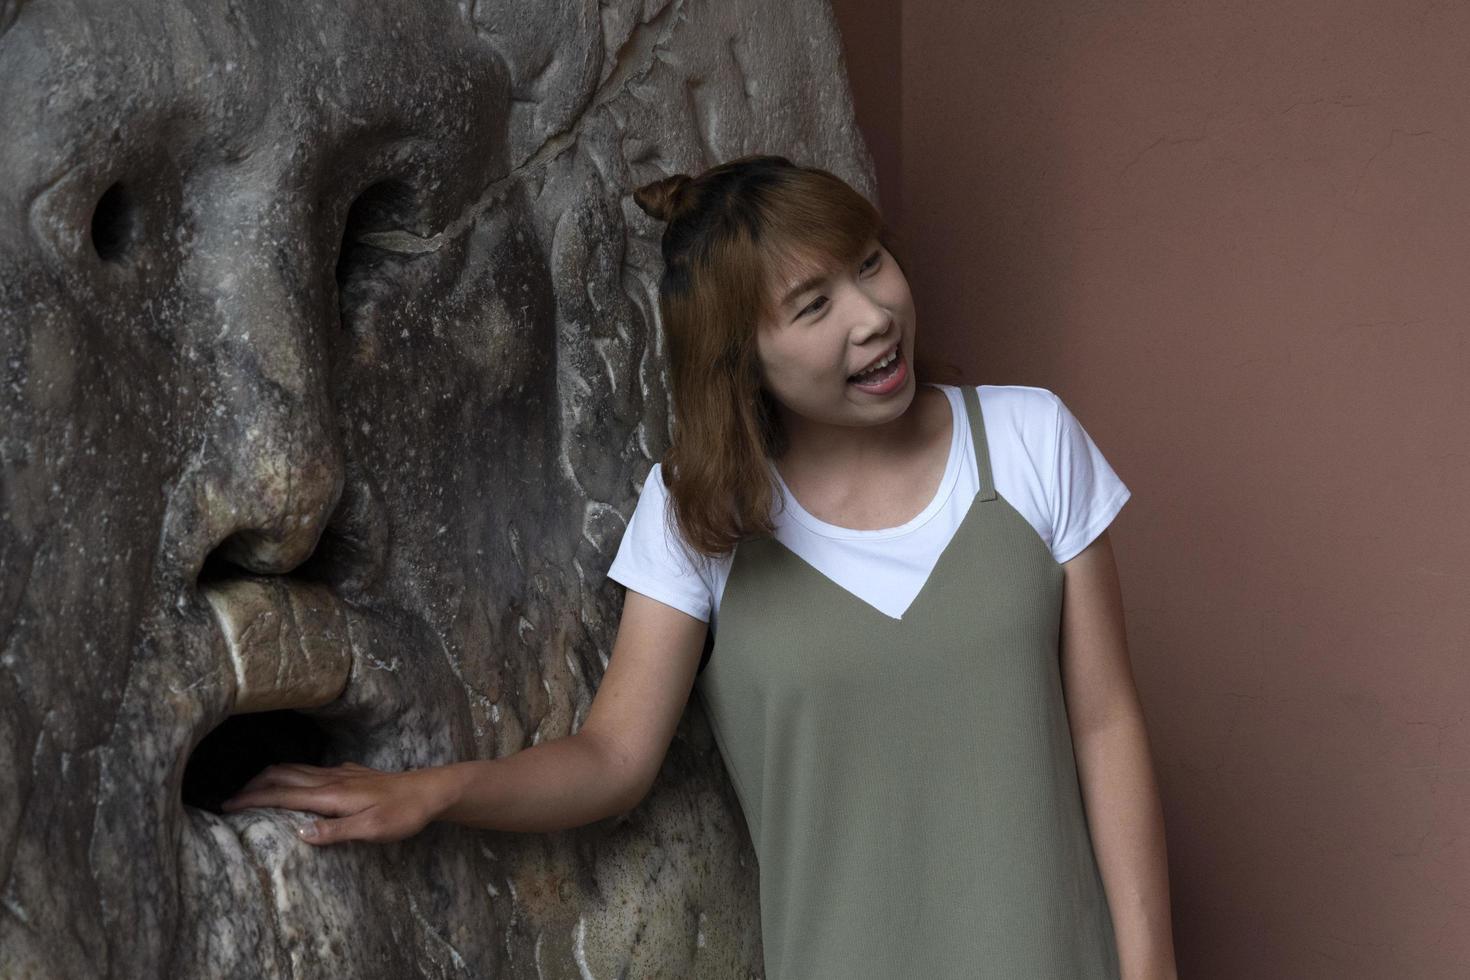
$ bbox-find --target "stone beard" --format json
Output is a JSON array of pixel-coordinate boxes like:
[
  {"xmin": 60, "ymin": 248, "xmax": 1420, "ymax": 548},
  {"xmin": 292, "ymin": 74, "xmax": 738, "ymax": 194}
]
[{"xmin": 0, "ymin": 0, "xmax": 873, "ymax": 975}]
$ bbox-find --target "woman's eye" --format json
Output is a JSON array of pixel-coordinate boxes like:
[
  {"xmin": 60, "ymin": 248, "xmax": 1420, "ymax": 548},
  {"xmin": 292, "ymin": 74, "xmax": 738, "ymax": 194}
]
[
  {"xmin": 860, "ymin": 250, "xmax": 881, "ymax": 273},
  {"xmin": 800, "ymin": 296, "xmax": 828, "ymax": 318}
]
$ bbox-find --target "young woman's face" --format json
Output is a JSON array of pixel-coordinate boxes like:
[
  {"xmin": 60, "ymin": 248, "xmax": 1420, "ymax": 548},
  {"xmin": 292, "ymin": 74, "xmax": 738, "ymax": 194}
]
[{"xmin": 754, "ymin": 238, "xmax": 918, "ymax": 433}]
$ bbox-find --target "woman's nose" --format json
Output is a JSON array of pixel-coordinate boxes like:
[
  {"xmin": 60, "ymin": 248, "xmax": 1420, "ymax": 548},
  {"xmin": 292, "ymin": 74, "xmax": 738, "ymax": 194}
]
[{"xmin": 847, "ymin": 291, "xmax": 894, "ymax": 345}]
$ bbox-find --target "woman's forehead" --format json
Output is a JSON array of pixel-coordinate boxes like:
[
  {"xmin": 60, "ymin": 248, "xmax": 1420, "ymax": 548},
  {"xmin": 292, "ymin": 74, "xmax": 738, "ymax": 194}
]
[
  {"xmin": 765, "ymin": 237, "xmax": 874, "ymax": 298},
  {"xmin": 768, "ymin": 238, "xmax": 865, "ymax": 286}
]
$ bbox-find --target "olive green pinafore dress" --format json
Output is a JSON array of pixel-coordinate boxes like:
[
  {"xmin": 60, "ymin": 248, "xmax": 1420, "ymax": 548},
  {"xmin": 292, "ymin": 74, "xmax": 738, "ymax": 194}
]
[{"xmin": 694, "ymin": 384, "xmax": 1121, "ymax": 979}]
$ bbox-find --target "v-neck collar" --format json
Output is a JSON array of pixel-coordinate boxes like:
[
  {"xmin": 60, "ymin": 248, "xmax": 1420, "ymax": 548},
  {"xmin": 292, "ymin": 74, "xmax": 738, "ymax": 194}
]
[
  {"xmin": 745, "ymin": 486, "xmax": 985, "ymax": 623},
  {"xmin": 731, "ymin": 384, "xmax": 989, "ymax": 623}
]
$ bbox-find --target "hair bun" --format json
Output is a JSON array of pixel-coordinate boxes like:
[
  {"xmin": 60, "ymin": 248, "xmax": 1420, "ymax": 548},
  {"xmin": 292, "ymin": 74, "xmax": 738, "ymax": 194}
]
[{"xmin": 633, "ymin": 173, "xmax": 693, "ymax": 223}]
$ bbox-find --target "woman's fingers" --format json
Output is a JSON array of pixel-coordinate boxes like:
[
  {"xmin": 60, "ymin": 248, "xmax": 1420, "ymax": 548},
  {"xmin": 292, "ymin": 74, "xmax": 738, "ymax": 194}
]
[
  {"xmin": 230, "ymin": 766, "xmax": 328, "ymax": 797},
  {"xmin": 223, "ymin": 762, "xmax": 383, "ymax": 806},
  {"xmin": 216, "ymin": 768, "xmax": 436, "ymax": 847},
  {"xmin": 297, "ymin": 808, "xmax": 385, "ymax": 846},
  {"xmin": 223, "ymin": 773, "xmax": 318, "ymax": 804},
  {"xmin": 220, "ymin": 783, "xmax": 361, "ymax": 816}
]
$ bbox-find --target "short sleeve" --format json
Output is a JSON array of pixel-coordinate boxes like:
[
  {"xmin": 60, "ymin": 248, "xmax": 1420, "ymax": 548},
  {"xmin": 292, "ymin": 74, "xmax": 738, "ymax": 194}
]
[
  {"xmin": 1046, "ymin": 392, "xmax": 1132, "ymax": 564},
  {"xmin": 605, "ymin": 463, "xmax": 714, "ymax": 622}
]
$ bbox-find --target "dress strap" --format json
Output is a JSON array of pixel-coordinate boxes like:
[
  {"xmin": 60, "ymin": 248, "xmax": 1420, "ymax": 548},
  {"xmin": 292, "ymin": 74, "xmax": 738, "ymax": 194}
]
[{"xmin": 960, "ymin": 384, "xmax": 997, "ymax": 502}]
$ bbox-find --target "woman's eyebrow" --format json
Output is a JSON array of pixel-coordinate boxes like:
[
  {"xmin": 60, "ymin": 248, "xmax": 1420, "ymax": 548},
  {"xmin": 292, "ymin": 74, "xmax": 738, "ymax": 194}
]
[{"xmin": 779, "ymin": 272, "xmax": 828, "ymax": 308}]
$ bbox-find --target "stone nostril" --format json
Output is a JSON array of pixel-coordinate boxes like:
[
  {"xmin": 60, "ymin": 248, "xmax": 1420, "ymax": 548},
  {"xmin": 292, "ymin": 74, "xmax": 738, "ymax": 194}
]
[
  {"xmin": 90, "ymin": 181, "xmax": 138, "ymax": 262},
  {"xmin": 201, "ymin": 458, "xmax": 344, "ymax": 577},
  {"xmin": 213, "ymin": 527, "xmax": 324, "ymax": 577},
  {"xmin": 194, "ymin": 471, "xmax": 384, "ymax": 594},
  {"xmin": 291, "ymin": 475, "xmax": 388, "ymax": 594},
  {"xmin": 196, "ymin": 548, "xmax": 244, "ymax": 588}
]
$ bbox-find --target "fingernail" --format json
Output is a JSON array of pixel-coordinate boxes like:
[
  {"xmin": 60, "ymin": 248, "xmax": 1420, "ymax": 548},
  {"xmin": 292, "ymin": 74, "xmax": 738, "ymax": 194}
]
[{"xmin": 297, "ymin": 821, "xmax": 318, "ymax": 840}]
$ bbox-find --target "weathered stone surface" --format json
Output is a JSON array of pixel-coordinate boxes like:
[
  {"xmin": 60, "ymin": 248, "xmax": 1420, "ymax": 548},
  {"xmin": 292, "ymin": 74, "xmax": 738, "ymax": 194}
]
[
  {"xmin": 0, "ymin": 0, "xmax": 875, "ymax": 976},
  {"xmin": 201, "ymin": 577, "xmax": 353, "ymax": 714}
]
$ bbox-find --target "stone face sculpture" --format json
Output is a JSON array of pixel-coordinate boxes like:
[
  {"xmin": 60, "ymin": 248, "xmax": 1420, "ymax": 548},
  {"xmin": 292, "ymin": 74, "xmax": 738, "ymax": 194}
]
[{"xmin": 0, "ymin": 0, "xmax": 875, "ymax": 976}]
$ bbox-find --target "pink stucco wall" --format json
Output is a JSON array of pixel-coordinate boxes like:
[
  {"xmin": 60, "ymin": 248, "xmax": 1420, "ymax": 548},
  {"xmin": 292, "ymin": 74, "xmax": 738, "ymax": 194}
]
[{"xmin": 831, "ymin": 1, "xmax": 1470, "ymax": 976}]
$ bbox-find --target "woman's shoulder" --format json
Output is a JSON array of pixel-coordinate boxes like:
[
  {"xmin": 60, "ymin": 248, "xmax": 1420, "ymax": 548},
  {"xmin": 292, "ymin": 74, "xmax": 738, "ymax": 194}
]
[
  {"xmin": 622, "ymin": 461, "xmax": 676, "ymax": 539},
  {"xmin": 929, "ymin": 382, "xmax": 1061, "ymax": 433},
  {"xmin": 643, "ymin": 460, "xmax": 671, "ymax": 493},
  {"xmin": 633, "ymin": 461, "xmax": 730, "ymax": 568}
]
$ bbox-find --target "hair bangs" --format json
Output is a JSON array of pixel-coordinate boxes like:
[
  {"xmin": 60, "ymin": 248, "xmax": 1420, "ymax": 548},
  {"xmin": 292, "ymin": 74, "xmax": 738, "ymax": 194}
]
[{"xmin": 751, "ymin": 176, "xmax": 882, "ymax": 320}]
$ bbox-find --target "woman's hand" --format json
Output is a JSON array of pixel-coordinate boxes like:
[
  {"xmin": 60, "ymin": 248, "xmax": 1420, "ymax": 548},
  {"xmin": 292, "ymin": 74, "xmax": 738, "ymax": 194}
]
[{"xmin": 219, "ymin": 761, "xmax": 457, "ymax": 846}]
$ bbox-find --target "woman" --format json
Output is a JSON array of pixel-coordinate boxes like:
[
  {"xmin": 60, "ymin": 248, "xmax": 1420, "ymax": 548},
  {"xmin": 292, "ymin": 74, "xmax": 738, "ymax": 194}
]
[{"xmin": 223, "ymin": 155, "xmax": 1178, "ymax": 979}]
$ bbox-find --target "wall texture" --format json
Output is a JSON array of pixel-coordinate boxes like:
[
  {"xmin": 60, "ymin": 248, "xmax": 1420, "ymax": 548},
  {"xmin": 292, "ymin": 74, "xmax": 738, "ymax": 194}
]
[{"xmin": 831, "ymin": 0, "xmax": 1470, "ymax": 976}]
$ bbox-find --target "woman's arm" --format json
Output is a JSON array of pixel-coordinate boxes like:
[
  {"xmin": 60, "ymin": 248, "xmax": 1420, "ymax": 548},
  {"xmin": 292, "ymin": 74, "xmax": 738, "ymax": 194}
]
[
  {"xmin": 1060, "ymin": 531, "xmax": 1179, "ymax": 980},
  {"xmin": 222, "ymin": 591, "xmax": 709, "ymax": 844},
  {"xmin": 438, "ymin": 590, "xmax": 710, "ymax": 833},
  {"xmin": 218, "ymin": 734, "xmax": 635, "ymax": 843}
]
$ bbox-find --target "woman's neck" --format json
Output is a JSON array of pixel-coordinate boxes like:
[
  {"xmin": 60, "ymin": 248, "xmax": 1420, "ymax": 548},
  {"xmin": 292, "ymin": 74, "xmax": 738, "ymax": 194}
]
[
  {"xmin": 769, "ymin": 383, "xmax": 953, "ymax": 529},
  {"xmin": 773, "ymin": 383, "xmax": 942, "ymax": 476}
]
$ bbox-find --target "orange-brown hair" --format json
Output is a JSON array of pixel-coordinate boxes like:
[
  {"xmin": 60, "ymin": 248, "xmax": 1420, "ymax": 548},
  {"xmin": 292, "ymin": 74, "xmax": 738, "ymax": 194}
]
[{"xmin": 632, "ymin": 154, "xmax": 946, "ymax": 559}]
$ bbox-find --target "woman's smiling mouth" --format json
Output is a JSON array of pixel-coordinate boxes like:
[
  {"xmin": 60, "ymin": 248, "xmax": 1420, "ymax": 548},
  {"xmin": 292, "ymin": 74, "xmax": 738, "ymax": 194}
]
[
  {"xmin": 847, "ymin": 345, "xmax": 906, "ymax": 392},
  {"xmin": 848, "ymin": 344, "xmax": 900, "ymax": 381}
]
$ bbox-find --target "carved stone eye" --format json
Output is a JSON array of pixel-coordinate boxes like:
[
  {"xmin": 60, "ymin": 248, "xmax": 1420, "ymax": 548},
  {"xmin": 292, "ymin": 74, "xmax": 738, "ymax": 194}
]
[
  {"xmin": 333, "ymin": 178, "xmax": 431, "ymax": 334},
  {"xmin": 90, "ymin": 180, "xmax": 138, "ymax": 262},
  {"xmin": 335, "ymin": 178, "xmax": 419, "ymax": 286}
]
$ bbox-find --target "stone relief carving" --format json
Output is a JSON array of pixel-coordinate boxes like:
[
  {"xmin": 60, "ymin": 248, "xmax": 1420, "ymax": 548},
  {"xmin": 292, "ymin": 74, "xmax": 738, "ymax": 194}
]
[{"xmin": 0, "ymin": 0, "xmax": 875, "ymax": 975}]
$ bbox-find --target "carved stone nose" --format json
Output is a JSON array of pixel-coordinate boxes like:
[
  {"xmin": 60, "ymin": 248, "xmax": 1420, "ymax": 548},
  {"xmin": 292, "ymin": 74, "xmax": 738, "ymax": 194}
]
[
  {"xmin": 188, "ymin": 200, "xmax": 346, "ymax": 577},
  {"xmin": 209, "ymin": 433, "xmax": 344, "ymax": 575}
]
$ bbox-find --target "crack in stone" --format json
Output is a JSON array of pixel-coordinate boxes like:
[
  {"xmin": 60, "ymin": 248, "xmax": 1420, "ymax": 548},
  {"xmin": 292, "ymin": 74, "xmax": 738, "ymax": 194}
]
[
  {"xmin": 681, "ymin": 74, "xmax": 716, "ymax": 167},
  {"xmin": 1, "ymin": 890, "xmax": 30, "ymax": 926},
  {"xmin": 725, "ymin": 33, "xmax": 754, "ymax": 105},
  {"xmin": 407, "ymin": 890, "xmax": 470, "ymax": 972}
]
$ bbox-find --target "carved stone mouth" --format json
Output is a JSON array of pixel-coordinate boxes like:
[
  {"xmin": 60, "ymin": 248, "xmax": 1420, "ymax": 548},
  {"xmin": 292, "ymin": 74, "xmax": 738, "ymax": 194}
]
[{"xmin": 199, "ymin": 576, "xmax": 353, "ymax": 715}]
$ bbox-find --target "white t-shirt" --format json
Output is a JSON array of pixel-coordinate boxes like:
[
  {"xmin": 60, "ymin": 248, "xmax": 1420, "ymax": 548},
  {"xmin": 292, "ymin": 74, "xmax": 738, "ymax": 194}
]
[{"xmin": 605, "ymin": 383, "xmax": 1131, "ymax": 632}]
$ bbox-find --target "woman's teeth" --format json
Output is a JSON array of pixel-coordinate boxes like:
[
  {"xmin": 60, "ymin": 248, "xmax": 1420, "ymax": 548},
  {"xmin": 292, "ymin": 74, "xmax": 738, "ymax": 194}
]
[{"xmin": 850, "ymin": 349, "xmax": 897, "ymax": 381}]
